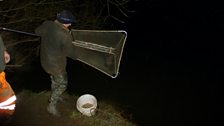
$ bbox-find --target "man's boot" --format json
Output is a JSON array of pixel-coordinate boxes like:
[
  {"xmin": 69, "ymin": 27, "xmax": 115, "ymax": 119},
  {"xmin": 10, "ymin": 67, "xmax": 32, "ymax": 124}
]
[{"xmin": 47, "ymin": 100, "xmax": 61, "ymax": 117}]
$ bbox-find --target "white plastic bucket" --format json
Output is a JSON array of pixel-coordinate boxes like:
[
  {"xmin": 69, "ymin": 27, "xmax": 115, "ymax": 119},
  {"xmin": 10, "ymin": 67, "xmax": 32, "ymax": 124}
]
[{"xmin": 76, "ymin": 94, "xmax": 97, "ymax": 117}]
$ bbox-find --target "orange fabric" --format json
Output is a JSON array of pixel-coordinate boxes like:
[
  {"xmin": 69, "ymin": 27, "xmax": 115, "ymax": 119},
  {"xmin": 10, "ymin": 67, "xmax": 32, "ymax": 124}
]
[{"xmin": 0, "ymin": 71, "xmax": 16, "ymax": 118}]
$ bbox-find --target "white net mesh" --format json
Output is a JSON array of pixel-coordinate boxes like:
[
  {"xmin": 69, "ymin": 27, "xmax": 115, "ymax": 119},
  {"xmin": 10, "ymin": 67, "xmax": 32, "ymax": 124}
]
[{"xmin": 71, "ymin": 30, "xmax": 127, "ymax": 78}]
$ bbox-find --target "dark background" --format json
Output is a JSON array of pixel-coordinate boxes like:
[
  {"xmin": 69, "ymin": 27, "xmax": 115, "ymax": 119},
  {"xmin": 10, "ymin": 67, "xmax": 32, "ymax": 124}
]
[
  {"xmin": 7, "ymin": 0, "xmax": 224, "ymax": 126},
  {"xmin": 120, "ymin": 0, "xmax": 224, "ymax": 125}
]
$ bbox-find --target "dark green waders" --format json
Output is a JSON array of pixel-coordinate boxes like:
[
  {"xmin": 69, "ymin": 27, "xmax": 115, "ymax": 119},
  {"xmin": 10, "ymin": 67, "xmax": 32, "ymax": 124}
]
[{"xmin": 47, "ymin": 73, "xmax": 67, "ymax": 116}]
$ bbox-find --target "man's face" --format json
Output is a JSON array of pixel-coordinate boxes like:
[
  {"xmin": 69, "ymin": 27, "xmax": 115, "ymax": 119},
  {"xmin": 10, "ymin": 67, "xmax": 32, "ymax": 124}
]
[{"xmin": 64, "ymin": 24, "xmax": 71, "ymax": 28}]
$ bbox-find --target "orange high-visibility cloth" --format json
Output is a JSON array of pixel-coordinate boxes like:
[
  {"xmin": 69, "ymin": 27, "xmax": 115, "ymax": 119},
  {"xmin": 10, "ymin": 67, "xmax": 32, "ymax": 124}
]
[{"xmin": 0, "ymin": 71, "xmax": 16, "ymax": 118}]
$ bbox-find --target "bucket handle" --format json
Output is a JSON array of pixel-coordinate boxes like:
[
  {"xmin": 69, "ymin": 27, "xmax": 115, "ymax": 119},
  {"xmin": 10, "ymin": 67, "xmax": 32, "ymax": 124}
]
[{"xmin": 90, "ymin": 107, "xmax": 96, "ymax": 116}]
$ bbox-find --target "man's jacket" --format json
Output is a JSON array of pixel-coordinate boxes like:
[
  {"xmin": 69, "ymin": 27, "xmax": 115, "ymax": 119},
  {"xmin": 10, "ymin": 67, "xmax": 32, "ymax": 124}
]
[
  {"xmin": 0, "ymin": 72, "xmax": 16, "ymax": 118},
  {"xmin": 35, "ymin": 20, "xmax": 75, "ymax": 75},
  {"xmin": 0, "ymin": 35, "xmax": 5, "ymax": 72}
]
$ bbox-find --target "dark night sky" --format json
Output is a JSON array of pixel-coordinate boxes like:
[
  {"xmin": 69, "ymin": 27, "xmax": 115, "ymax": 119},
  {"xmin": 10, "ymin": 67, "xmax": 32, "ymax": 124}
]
[{"xmin": 6, "ymin": 0, "xmax": 224, "ymax": 126}]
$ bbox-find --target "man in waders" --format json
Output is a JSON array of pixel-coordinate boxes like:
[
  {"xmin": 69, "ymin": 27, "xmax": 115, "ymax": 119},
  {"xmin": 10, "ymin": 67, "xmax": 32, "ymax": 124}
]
[
  {"xmin": 0, "ymin": 35, "xmax": 16, "ymax": 124},
  {"xmin": 35, "ymin": 10, "xmax": 76, "ymax": 116}
]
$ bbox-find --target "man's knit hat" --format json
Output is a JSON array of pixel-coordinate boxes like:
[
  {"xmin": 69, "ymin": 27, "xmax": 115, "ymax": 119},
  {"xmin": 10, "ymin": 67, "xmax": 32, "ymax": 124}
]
[{"xmin": 57, "ymin": 10, "xmax": 76, "ymax": 24}]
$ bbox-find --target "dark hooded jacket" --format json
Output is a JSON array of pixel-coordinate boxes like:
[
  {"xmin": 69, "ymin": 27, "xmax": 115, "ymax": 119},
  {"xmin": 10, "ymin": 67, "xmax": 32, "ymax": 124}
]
[
  {"xmin": 0, "ymin": 35, "xmax": 5, "ymax": 72},
  {"xmin": 35, "ymin": 20, "xmax": 75, "ymax": 75}
]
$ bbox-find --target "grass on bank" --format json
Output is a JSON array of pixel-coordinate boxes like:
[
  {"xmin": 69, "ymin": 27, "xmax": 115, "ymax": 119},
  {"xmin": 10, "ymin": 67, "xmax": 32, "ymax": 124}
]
[{"xmin": 9, "ymin": 90, "xmax": 137, "ymax": 126}]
